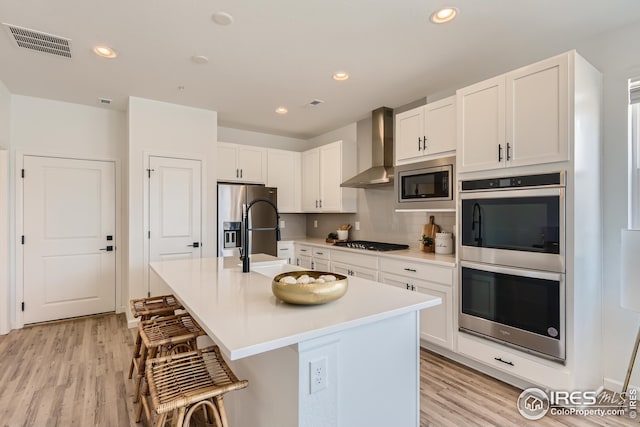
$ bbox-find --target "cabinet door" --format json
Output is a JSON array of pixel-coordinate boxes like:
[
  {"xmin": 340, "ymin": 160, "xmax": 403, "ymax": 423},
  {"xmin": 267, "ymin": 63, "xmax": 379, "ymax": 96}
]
[
  {"xmin": 267, "ymin": 150, "xmax": 301, "ymax": 212},
  {"xmin": 319, "ymin": 141, "xmax": 342, "ymax": 211},
  {"xmin": 301, "ymin": 149, "xmax": 320, "ymax": 211},
  {"xmin": 457, "ymin": 75, "xmax": 506, "ymax": 172},
  {"xmin": 277, "ymin": 241, "xmax": 294, "ymax": 264},
  {"xmin": 237, "ymin": 146, "xmax": 266, "ymax": 183},
  {"xmin": 332, "ymin": 261, "xmax": 379, "ymax": 282},
  {"xmin": 297, "ymin": 255, "xmax": 312, "ymax": 269},
  {"xmin": 395, "ymin": 106, "xmax": 425, "ymax": 163},
  {"xmin": 424, "ymin": 96, "xmax": 456, "ymax": 156},
  {"xmin": 506, "ymin": 54, "xmax": 569, "ymax": 167},
  {"xmin": 217, "ymin": 143, "xmax": 239, "ymax": 181},
  {"xmin": 414, "ymin": 282, "xmax": 453, "ymax": 350},
  {"xmin": 314, "ymin": 258, "xmax": 330, "ymax": 272}
]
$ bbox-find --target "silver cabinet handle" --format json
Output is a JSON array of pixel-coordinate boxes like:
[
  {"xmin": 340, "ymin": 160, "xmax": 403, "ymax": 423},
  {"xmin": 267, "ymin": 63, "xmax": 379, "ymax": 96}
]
[
  {"xmin": 240, "ymin": 169, "xmax": 243, "ymax": 178},
  {"xmin": 403, "ymin": 268, "xmax": 417, "ymax": 273}
]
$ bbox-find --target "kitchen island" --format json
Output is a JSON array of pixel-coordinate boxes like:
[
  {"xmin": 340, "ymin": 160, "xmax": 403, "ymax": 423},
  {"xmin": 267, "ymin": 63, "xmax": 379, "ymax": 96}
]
[{"xmin": 150, "ymin": 255, "xmax": 441, "ymax": 427}]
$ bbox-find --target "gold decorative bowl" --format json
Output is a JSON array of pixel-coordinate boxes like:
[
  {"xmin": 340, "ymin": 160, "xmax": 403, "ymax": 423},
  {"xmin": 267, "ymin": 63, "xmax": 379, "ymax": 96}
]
[{"xmin": 272, "ymin": 271, "xmax": 348, "ymax": 305}]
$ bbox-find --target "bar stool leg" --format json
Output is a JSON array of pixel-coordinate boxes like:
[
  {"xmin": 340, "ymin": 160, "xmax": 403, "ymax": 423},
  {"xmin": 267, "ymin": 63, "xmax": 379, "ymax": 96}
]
[
  {"xmin": 214, "ymin": 395, "xmax": 228, "ymax": 427},
  {"xmin": 128, "ymin": 332, "xmax": 143, "ymax": 379},
  {"xmin": 133, "ymin": 342, "xmax": 148, "ymax": 403},
  {"xmin": 183, "ymin": 400, "xmax": 222, "ymax": 427}
]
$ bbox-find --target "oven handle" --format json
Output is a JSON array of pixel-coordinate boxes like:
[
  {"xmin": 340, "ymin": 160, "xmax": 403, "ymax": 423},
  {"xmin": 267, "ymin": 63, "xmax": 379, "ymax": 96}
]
[
  {"xmin": 459, "ymin": 187, "xmax": 563, "ymax": 200},
  {"xmin": 460, "ymin": 260, "xmax": 564, "ymax": 282}
]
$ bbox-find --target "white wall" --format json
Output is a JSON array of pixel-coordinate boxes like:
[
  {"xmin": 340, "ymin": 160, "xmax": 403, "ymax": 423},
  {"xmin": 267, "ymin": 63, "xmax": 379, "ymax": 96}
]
[
  {"xmin": 574, "ymin": 23, "xmax": 640, "ymax": 389},
  {"xmin": 127, "ymin": 97, "xmax": 217, "ymax": 306},
  {"xmin": 0, "ymin": 81, "xmax": 9, "ymax": 334},
  {"xmin": 218, "ymin": 126, "xmax": 305, "ymax": 151}
]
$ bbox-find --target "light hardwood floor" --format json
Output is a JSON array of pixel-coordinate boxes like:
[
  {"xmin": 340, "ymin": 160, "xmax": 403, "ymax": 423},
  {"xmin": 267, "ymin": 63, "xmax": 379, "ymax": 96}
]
[{"xmin": 0, "ymin": 313, "xmax": 638, "ymax": 427}]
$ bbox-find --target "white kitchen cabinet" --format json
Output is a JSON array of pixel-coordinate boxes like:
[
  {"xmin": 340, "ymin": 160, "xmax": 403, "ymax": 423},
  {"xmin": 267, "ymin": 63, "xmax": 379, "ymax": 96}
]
[
  {"xmin": 277, "ymin": 241, "xmax": 295, "ymax": 264},
  {"xmin": 457, "ymin": 52, "xmax": 569, "ymax": 173},
  {"xmin": 330, "ymin": 250, "xmax": 379, "ymax": 281},
  {"xmin": 296, "ymin": 244, "xmax": 313, "ymax": 269},
  {"xmin": 217, "ymin": 142, "xmax": 267, "ymax": 183},
  {"xmin": 267, "ymin": 149, "xmax": 301, "ymax": 213},
  {"xmin": 295, "ymin": 244, "xmax": 330, "ymax": 270},
  {"xmin": 395, "ymin": 97, "xmax": 456, "ymax": 165},
  {"xmin": 301, "ymin": 140, "xmax": 357, "ymax": 212},
  {"xmin": 379, "ymin": 258, "xmax": 454, "ymax": 350}
]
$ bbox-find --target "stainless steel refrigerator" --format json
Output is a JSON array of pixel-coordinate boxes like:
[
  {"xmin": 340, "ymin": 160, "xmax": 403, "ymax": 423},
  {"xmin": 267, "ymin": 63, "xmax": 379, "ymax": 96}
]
[{"xmin": 217, "ymin": 183, "xmax": 278, "ymax": 257}]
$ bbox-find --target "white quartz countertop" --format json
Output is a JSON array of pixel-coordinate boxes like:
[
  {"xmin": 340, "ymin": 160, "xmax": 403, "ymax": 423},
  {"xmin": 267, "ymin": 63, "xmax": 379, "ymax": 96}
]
[
  {"xmin": 289, "ymin": 237, "xmax": 457, "ymax": 267},
  {"xmin": 150, "ymin": 255, "xmax": 441, "ymax": 361}
]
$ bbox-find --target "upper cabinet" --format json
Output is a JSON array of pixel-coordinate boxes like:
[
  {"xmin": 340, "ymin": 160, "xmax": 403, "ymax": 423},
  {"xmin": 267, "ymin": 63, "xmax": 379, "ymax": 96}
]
[
  {"xmin": 267, "ymin": 149, "xmax": 302, "ymax": 213},
  {"xmin": 457, "ymin": 53, "xmax": 569, "ymax": 173},
  {"xmin": 217, "ymin": 142, "xmax": 267, "ymax": 183},
  {"xmin": 395, "ymin": 96, "xmax": 456, "ymax": 166},
  {"xmin": 302, "ymin": 140, "xmax": 357, "ymax": 212}
]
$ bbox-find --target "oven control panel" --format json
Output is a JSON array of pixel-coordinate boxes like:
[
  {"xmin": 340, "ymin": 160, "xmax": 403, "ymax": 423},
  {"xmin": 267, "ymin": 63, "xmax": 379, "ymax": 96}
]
[{"xmin": 461, "ymin": 172, "xmax": 564, "ymax": 191}]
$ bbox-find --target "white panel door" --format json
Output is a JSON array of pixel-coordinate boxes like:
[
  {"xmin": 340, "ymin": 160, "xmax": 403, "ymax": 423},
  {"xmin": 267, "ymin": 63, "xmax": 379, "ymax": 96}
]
[
  {"xmin": 457, "ymin": 75, "xmax": 506, "ymax": 172},
  {"xmin": 319, "ymin": 141, "xmax": 342, "ymax": 211},
  {"xmin": 23, "ymin": 156, "xmax": 115, "ymax": 323},
  {"xmin": 395, "ymin": 106, "xmax": 424, "ymax": 163},
  {"xmin": 149, "ymin": 156, "xmax": 202, "ymax": 295}
]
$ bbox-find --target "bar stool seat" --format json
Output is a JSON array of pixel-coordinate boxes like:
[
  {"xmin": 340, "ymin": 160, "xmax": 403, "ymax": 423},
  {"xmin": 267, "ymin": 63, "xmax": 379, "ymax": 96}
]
[
  {"xmin": 128, "ymin": 295, "xmax": 184, "ymax": 380},
  {"xmin": 133, "ymin": 313, "xmax": 205, "ymax": 411},
  {"xmin": 141, "ymin": 345, "xmax": 248, "ymax": 427}
]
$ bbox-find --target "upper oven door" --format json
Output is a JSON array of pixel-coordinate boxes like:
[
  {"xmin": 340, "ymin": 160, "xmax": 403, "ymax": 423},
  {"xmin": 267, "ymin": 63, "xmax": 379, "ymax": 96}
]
[{"xmin": 460, "ymin": 187, "xmax": 565, "ymax": 272}]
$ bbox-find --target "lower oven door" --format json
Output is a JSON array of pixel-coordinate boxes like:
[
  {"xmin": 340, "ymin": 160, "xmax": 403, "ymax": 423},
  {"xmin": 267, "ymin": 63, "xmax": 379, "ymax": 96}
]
[{"xmin": 459, "ymin": 261, "xmax": 565, "ymax": 362}]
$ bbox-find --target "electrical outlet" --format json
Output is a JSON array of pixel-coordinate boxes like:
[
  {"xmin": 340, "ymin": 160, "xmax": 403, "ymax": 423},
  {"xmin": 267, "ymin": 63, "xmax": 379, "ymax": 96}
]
[
  {"xmin": 313, "ymin": 220, "xmax": 318, "ymax": 228},
  {"xmin": 355, "ymin": 221, "xmax": 360, "ymax": 231},
  {"xmin": 309, "ymin": 357, "xmax": 328, "ymax": 394},
  {"xmin": 279, "ymin": 220, "xmax": 286, "ymax": 229}
]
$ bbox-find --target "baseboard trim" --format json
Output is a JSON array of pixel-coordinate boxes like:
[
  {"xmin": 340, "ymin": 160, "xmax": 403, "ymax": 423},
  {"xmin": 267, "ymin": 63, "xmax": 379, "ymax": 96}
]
[{"xmin": 604, "ymin": 377, "xmax": 639, "ymax": 394}]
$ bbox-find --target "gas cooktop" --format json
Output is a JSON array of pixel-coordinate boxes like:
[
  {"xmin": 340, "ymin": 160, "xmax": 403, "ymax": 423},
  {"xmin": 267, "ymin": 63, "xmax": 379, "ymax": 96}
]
[{"xmin": 333, "ymin": 240, "xmax": 409, "ymax": 252}]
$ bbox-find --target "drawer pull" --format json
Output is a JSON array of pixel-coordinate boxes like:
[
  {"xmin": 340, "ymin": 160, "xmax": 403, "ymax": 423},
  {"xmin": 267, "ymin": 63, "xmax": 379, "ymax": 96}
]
[
  {"xmin": 316, "ymin": 252, "xmax": 324, "ymax": 255},
  {"xmin": 404, "ymin": 268, "xmax": 417, "ymax": 273},
  {"xmin": 494, "ymin": 357, "xmax": 514, "ymax": 366}
]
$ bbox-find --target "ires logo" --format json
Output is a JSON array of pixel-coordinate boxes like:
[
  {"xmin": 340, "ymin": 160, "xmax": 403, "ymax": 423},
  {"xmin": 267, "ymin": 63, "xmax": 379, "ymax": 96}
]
[{"xmin": 549, "ymin": 391, "xmax": 597, "ymax": 406}]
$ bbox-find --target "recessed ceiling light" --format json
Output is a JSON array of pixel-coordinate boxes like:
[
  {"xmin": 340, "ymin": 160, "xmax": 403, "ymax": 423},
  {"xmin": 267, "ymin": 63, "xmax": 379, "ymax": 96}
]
[
  {"xmin": 93, "ymin": 45, "xmax": 117, "ymax": 58},
  {"xmin": 275, "ymin": 107, "xmax": 288, "ymax": 115},
  {"xmin": 430, "ymin": 7, "xmax": 458, "ymax": 24},
  {"xmin": 192, "ymin": 55, "xmax": 209, "ymax": 64},
  {"xmin": 212, "ymin": 11, "xmax": 234, "ymax": 26},
  {"xmin": 333, "ymin": 71, "xmax": 350, "ymax": 81}
]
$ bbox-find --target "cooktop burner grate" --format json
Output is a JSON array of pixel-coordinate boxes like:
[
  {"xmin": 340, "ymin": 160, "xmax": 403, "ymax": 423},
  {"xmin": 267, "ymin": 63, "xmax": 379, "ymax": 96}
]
[{"xmin": 333, "ymin": 240, "xmax": 409, "ymax": 252}]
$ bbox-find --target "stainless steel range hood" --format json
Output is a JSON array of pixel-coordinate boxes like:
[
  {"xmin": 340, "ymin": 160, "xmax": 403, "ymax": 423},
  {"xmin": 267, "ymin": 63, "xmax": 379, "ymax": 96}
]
[{"xmin": 341, "ymin": 107, "xmax": 394, "ymax": 188}]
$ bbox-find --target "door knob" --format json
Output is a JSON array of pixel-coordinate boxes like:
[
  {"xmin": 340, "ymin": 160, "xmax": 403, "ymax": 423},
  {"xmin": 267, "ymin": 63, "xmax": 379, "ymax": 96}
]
[
  {"xmin": 99, "ymin": 246, "xmax": 114, "ymax": 252},
  {"xmin": 187, "ymin": 242, "xmax": 200, "ymax": 248}
]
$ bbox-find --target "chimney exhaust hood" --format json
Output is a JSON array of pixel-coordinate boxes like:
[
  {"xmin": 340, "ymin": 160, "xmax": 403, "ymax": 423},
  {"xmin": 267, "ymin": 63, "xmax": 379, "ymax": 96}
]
[{"xmin": 341, "ymin": 107, "xmax": 394, "ymax": 189}]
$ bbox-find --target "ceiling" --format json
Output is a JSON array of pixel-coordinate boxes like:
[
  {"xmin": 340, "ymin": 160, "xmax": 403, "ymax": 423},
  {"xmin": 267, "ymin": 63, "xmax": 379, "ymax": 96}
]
[{"xmin": 1, "ymin": 1, "xmax": 640, "ymax": 140}]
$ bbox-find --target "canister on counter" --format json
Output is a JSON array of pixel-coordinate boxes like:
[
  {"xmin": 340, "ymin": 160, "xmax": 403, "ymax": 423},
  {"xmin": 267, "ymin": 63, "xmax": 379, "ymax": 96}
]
[{"xmin": 435, "ymin": 232, "xmax": 454, "ymax": 254}]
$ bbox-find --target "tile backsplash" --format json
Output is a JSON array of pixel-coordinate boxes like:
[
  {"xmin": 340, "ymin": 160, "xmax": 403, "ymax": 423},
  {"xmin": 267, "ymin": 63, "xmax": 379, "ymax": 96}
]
[{"xmin": 304, "ymin": 185, "xmax": 456, "ymax": 249}]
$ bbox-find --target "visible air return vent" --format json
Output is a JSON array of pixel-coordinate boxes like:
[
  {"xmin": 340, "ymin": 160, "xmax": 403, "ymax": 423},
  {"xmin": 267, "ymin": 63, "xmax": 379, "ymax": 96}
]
[
  {"xmin": 303, "ymin": 99, "xmax": 325, "ymax": 109},
  {"xmin": 2, "ymin": 23, "xmax": 72, "ymax": 58}
]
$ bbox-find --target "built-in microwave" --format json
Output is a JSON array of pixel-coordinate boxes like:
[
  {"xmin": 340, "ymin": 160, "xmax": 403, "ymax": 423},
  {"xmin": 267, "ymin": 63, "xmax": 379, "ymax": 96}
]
[{"xmin": 394, "ymin": 156, "xmax": 456, "ymax": 211}]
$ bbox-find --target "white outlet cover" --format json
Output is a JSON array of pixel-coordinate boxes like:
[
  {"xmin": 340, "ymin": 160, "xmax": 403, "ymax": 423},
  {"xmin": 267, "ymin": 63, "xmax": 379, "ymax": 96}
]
[
  {"xmin": 279, "ymin": 220, "xmax": 285, "ymax": 228},
  {"xmin": 314, "ymin": 220, "xmax": 318, "ymax": 228},
  {"xmin": 355, "ymin": 221, "xmax": 360, "ymax": 231},
  {"xmin": 309, "ymin": 357, "xmax": 328, "ymax": 394}
]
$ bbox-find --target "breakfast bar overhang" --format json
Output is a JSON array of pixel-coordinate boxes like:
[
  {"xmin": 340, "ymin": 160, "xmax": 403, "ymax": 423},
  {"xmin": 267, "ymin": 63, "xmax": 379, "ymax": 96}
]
[{"xmin": 150, "ymin": 255, "xmax": 441, "ymax": 427}]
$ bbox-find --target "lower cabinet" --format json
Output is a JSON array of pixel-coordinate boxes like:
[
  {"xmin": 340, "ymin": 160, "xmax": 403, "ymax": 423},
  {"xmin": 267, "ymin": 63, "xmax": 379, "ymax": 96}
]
[
  {"xmin": 380, "ymin": 272, "xmax": 453, "ymax": 350},
  {"xmin": 277, "ymin": 241, "xmax": 295, "ymax": 264},
  {"xmin": 330, "ymin": 250, "xmax": 379, "ymax": 281},
  {"xmin": 296, "ymin": 245, "xmax": 313, "ymax": 269}
]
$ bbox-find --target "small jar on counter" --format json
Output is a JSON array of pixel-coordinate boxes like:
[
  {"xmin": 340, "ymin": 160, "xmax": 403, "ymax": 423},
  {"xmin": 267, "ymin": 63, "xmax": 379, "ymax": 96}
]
[{"xmin": 435, "ymin": 232, "xmax": 454, "ymax": 255}]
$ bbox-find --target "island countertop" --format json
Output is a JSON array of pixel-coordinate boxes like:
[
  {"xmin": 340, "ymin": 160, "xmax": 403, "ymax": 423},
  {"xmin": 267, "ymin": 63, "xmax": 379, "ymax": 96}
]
[{"xmin": 150, "ymin": 256, "xmax": 442, "ymax": 361}]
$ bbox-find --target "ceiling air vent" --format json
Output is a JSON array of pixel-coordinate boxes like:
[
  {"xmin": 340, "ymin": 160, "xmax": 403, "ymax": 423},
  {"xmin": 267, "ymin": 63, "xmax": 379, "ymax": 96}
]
[
  {"xmin": 2, "ymin": 23, "xmax": 72, "ymax": 58},
  {"xmin": 304, "ymin": 99, "xmax": 325, "ymax": 109}
]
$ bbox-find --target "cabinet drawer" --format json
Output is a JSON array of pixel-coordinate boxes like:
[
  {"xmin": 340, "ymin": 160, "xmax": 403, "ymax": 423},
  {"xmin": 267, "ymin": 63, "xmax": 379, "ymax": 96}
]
[
  {"xmin": 296, "ymin": 245, "xmax": 312, "ymax": 255},
  {"xmin": 379, "ymin": 258, "xmax": 453, "ymax": 286},
  {"xmin": 312, "ymin": 248, "xmax": 330, "ymax": 260},
  {"xmin": 333, "ymin": 261, "xmax": 378, "ymax": 282},
  {"xmin": 330, "ymin": 250, "xmax": 378, "ymax": 269},
  {"xmin": 457, "ymin": 333, "xmax": 570, "ymax": 390}
]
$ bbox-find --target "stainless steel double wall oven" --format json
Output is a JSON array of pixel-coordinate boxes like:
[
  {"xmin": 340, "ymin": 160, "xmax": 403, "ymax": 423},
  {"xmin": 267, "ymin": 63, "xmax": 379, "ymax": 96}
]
[{"xmin": 458, "ymin": 172, "xmax": 566, "ymax": 362}]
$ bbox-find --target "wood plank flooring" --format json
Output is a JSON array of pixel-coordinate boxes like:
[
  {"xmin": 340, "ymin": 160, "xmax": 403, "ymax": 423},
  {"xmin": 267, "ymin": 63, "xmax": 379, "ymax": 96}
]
[
  {"xmin": 0, "ymin": 313, "xmax": 136, "ymax": 427},
  {"xmin": 0, "ymin": 313, "xmax": 638, "ymax": 426}
]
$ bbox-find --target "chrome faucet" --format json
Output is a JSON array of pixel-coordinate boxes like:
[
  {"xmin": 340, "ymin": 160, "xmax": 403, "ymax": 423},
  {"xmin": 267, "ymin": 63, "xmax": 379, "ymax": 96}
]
[{"xmin": 240, "ymin": 198, "xmax": 281, "ymax": 273}]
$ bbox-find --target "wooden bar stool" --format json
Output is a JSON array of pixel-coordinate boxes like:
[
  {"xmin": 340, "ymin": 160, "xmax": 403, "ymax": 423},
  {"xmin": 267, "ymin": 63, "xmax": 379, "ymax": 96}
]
[
  {"xmin": 128, "ymin": 295, "xmax": 184, "ymax": 380},
  {"xmin": 133, "ymin": 313, "xmax": 205, "ymax": 409},
  {"xmin": 140, "ymin": 345, "xmax": 248, "ymax": 427}
]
